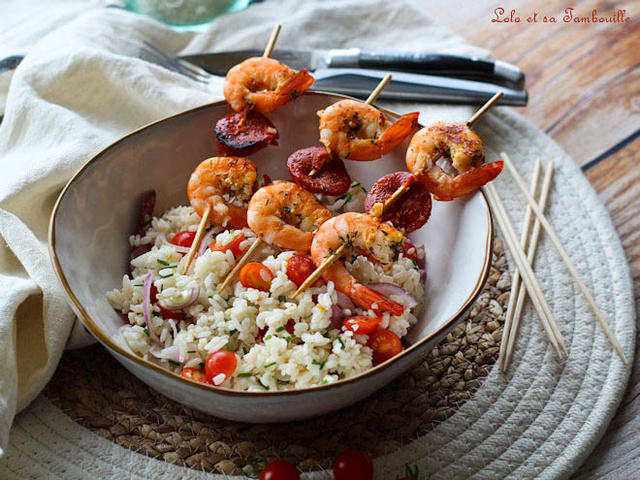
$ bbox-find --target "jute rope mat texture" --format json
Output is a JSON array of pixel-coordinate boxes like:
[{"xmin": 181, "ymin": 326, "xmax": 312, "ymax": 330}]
[{"xmin": 42, "ymin": 237, "xmax": 510, "ymax": 476}]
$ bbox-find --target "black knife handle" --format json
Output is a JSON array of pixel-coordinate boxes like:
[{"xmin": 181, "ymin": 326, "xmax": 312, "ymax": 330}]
[{"xmin": 357, "ymin": 51, "xmax": 524, "ymax": 88}]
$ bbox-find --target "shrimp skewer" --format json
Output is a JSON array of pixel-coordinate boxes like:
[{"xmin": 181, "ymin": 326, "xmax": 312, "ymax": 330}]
[
  {"xmin": 293, "ymin": 92, "xmax": 504, "ymax": 297},
  {"xmin": 220, "ymin": 76, "xmax": 394, "ymax": 289},
  {"xmin": 217, "ymin": 182, "xmax": 332, "ymax": 292}
]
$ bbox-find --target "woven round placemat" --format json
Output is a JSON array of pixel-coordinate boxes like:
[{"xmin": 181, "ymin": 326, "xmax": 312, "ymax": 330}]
[{"xmin": 42, "ymin": 238, "xmax": 509, "ymax": 476}]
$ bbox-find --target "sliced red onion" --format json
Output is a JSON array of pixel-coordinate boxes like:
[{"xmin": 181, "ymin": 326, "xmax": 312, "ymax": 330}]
[
  {"xmin": 197, "ymin": 229, "xmax": 217, "ymax": 257},
  {"xmin": 142, "ymin": 273, "xmax": 158, "ymax": 341},
  {"xmin": 159, "ymin": 287, "xmax": 200, "ymax": 311},
  {"xmin": 150, "ymin": 344, "xmax": 181, "ymax": 362},
  {"xmin": 335, "ymin": 291, "xmax": 356, "ymax": 309},
  {"xmin": 368, "ymin": 282, "xmax": 418, "ymax": 309},
  {"xmin": 330, "ymin": 305, "xmax": 343, "ymax": 328},
  {"xmin": 171, "ymin": 244, "xmax": 192, "ymax": 255}
]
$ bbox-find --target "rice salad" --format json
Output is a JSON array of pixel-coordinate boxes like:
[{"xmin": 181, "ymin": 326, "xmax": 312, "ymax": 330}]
[{"xmin": 107, "ymin": 183, "xmax": 425, "ymax": 391}]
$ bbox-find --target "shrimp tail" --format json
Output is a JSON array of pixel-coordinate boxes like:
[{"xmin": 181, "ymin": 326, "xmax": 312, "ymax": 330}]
[
  {"xmin": 348, "ymin": 282, "xmax": 406, "ymax": 316},
  {"xmin": 422, "ymin": 160, "xmax": 504, "ymax": 201},
  {"xmin": 276, "ymin": 69, "xmax": 315, "ymax": 103},
  {"xmin": 379, "ymin": 112, "xmax": 419, "ymax": 155}
]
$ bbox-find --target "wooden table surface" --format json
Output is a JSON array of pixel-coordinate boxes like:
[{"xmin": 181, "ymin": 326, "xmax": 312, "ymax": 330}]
[{"xmin": 423, "ymin": 1, "xmax": 639, "ymax": 477}]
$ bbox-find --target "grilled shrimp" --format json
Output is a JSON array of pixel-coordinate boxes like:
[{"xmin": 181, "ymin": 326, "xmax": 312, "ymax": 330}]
[
  {"xmin": 310, "ymin": 212, "xmax": 406, "ymax": 316},
  {"xmin": 247, "ymin": 181, "xmax": 332, "ymax": 251},
  {"xmin": 318, "ymin": 99, "xmax": 418, "ymax": 161},
  {"xmin": 223, "ymin": 57, "xmax": 314, "ymax": 114},
  {"xmin": 187, "ymin": 156, "xmax": 258, "ymax": 228},
  {"xmin": 405, "ymin": 121, "xmax": 503, "ymax": 201}
]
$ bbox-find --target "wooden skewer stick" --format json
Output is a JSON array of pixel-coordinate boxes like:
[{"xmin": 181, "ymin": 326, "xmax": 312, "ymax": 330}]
[
  {"xmin": 213, "ymin": 26, "xmax": 282, "ymax": 290},
  {"xmin": 467, "ymin": 91, "xmax": 504, "ymax": 129},
  {"xmin": 294, "ymin": 91, "xmax": 504, "ymax": 299},
  {"xmin": 217, "ymin": 237, "xmax": 263, "ymax": 293},
  {"xmin": 501, "ymin": 161, "xmax": 555, "ymax": 371},
  {"xmin": 499, "ymin": 159, "xmax": 543, "ymax": 371},
  {"xmin": 262, "ymin": 24, "xmax": 281, "ymax": 58},
  {"xmin": 500, "ymin": 152, "xmax": 628, "ymax": 364},
  {"xmin": 308, "ymin": 74, "xmax": 393, "ymax": 178},
  {"xmin": 483, "ymin": 184, "xmax": 567, "ymax": 358},
  {"xmin": 180, "ymin": 205, "xmax": 211, "ymax": 275}
]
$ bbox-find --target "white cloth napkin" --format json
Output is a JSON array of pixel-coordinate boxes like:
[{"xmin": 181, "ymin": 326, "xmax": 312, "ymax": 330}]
[{"xmin": 0, "ymin": 0, "xmax": 488, "ymax": 456}]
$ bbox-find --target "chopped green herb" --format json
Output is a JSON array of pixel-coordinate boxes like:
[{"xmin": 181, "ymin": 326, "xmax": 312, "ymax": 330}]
[
  {"xmin": 143, "ymin": 328, "xmax": 150, "ymax": 337},
  {"xmin": 160, "ymin": 272, "xmax": 174, "ymax": 279},
  {"xmin": 285, "ymin": 335, "xmax": 293, "ymax": 344},
  {"xmin": 229, "ymin": 329, "xmax": 238, "ymax": 336},
  {"xmin": 168, "ymin": 359, "xmax": 180, "ymax": 366},
  {"xmin": 243, "ymin": 456, "xmax": 268, "ymax": 476},
  {"xmin": 237, "ymin": 373, "xmax": 252, "ymax": 378},
  {"xmin": 338, "ymin": 337, "xmax": 346, "ymax": 350},
  {"xmin": 321, "ymin": 379, "xmax": 329, "ymax": 385},
  {"xmin": 223, "ymin": 342, "xmax": 232, "ymax": 351},
  {"xmin": 229, "ymin": 229, "xmax": 235, "ymax": 234},
  {"xmin": 160, "ymin": 284, "xmax": 164, "ymax": 292},
  {"xmin": 156, "ymin": 259, "xmax": 169, "ymax": 266},
  {"xmin": 341, "ymin": 192, "xmax": 353, "ymax": 203},
  {"xmin": 276, "ymin": 326, "xmax": 286, "ymax": 333},
  {"xmin": 133, "ymin": 283, "xmax": 143, "ymax": 287},
  {"xmin": 257, "ymin": 378, "xmax": 270, "ymax": 390},
  {"xmin": 187, "ymin": 350, "xmax": 196, "ymax": 353},
  {"xmin": 142, "ymin": 219, "xmax": 152, "ymax": 227},
  {"xmin": 278, "ymin": 295, "xmax": 286, "ymax": 302},
  {"xmin": 322, "ymin": 332, "xmax": 331, "ymax": 339},
  {"xmin": 242, "ymin": 347, "xmax": 248, "ymax": 354},
  {"xmin": 152, "ymin": 312, "xmax": 162, "ymax": 317},
  {"xmin": 264, "ymin": 362, "xmax": 276, "ymax": 368},
  {"xmin": 265, "ymin": 335, "xmax": 272, "ymax": 341},
  {"xmin": 312, "ymin": 359, "xmax": 326, "ymax": 369}
]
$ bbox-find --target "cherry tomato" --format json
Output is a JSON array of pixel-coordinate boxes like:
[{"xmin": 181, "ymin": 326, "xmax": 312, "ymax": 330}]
[
  {"xmin": 180, "ymin": 367, "xmax": 208, "ymax": 384},
  {"xmin": 210, "ymin": 233, "xmax": 246, "ymax": 257},
  {"xmin": 256, "ymin": 327, "xmax": 268, "ymax": 343},
  {"xmin": 402, "ymin": 240, "xmax": 419, "ymax": 263},
  {"xmin": 342, "ymin": 315, "xmax": 382, "ymax": 335},
  {"xmin": 205, "ymin": 350, "xmax": 238, "ymax": 384},
  {"xmin": 259, "ymin": 460, "xmax": 300, "ymax": 480},
  {"xmin": 149, "ymin": 285, "xmax": 158, "ymax": 303},
  {"xmin": 333, "ymin": 449, "xmax": 374, "ymax": 480},
  {"xmin": 170, "ymin": 230, "xmax": 197, "ymax": 248},
  {"xmin": 285, "ymin": 318, "xmax": 296, "ymax": 335},
  {"xmin": 158, "ymin": 305, "xmax": 185, "ymax": 321},
  {"xmin": 367, "ymin": 329, "xmax": 403, "ymax": 364},
  {"xmin": 239, "ymin": 262, "xmax": 274, "ymax": 291},
  {"xmin": 286, "ymin": 254, "xmax": 320, "ymax": 287}
]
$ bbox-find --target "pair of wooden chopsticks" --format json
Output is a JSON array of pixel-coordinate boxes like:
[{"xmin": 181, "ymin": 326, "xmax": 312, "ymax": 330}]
[{"xmin": 486, "ymin": 153, "xmax": 628, "ymax": 371}]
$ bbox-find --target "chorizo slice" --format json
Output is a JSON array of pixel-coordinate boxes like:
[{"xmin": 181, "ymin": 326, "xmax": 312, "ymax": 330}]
[
  {"xmin": 287, "ymin": 146, "xmax": 351, "ymax": 196},
  {"xmin": 364, "ymin": 172, "xmax": 432, "ymax": 233},
  {"xmin": 215, "ymin": 108, "xmax": 278, "ymax": 156}
]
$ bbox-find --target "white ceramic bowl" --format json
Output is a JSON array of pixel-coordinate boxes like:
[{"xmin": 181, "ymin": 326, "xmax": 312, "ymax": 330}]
[{"xmin": 49, "ymin": 92, "xmax": 492, "ymax": 423}]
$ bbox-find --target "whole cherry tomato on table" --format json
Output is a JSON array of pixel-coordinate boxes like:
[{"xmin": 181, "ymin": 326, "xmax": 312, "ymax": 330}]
[
  {"xmin": 170, "ymin": 230, "xmax": 197, "ymax": 248},
  {"xmin": 259, "ymin": 460, "xmax": 300, "ymax": 480},
  {"xmin": 333, "ymin": 449, "xmax": 374, "ymax": 480},
  {"xmin": 205, "ymin": 350, "xmax": 237, "ymax": 385},
  {"xmin": 210, "ymin": 233, "xmax": 246, "ymax": 257},
  {"xmin": 368, "ymin": 329, "xmax": 403, "ymax": 364},
  {"xmin": 239, "ymin": 262, "xmax": 274, "ymax": 291}
]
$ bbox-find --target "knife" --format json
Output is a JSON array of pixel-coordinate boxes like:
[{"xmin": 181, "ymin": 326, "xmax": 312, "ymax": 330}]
[
  {"xmin": 183, "ymin": 48, "xmax": 525, "ymax": 88},
  {"xmin": 183, "ymin": 54, "xmax": 528, "ymax": 106}
]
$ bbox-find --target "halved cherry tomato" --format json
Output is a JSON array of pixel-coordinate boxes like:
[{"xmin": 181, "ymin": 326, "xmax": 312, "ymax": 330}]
[
  {"xmin": 180, "ymin": 367, "xmax": 208, "ymax": 384},
  {"xmin": 367, "ymin": 329, "xmax": 403, "ymax": 364},
  {"xmin": 170, "ymin": 230, "xmax": 197, "ymax": 248},
  {"xmin": 260, "ymin": 460, "xmax": 300, "ymax": 480},
  {"xmin": 342, "ymin": 315, "xmax": 382, "ymax": 335},
  {"xmin": 333, "ymin": 449, "xmax": 374, "ymax": 480},
  {"xmin": 286, "ymin": 254, "xmax": 321, "ymax": 287},
  {"xmin": 205, "ymin": 350, "xmax": 237, "ymax": 385},
  {"xmin": 239, "ymin": 262, "xmax": 274, "ymax": 291},
  {"xmin": 210, "ymin": 233, "xmax": 246, "ymax": 257},
  {"xmin": 256, "ymin": 326, "xmax": 268, "ymax": 343},
  {"xmin": 158, "ymin": 305, "xmax": 185, "ymax": 321},
  {"xmin": 402, "ymin": 240, "xmax": 420, "ymax": 263},
  {"xmin": 285, "ymin": 318, "xmax": 296, "ymax": 334}
]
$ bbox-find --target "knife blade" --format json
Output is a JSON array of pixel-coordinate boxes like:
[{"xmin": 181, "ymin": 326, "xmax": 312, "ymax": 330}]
[
  {"xmin": 183, "ymin": 48, "xmax": 525, "ymax": 88},
  {"xmin": 311, "ymin": 68, "xmax": 527, "ymax": 106}
]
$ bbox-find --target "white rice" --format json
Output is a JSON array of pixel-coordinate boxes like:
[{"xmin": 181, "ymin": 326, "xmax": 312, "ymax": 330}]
[{"xmin": 107, "ymin": 184, "xmax": 425, "ymax": 391}]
